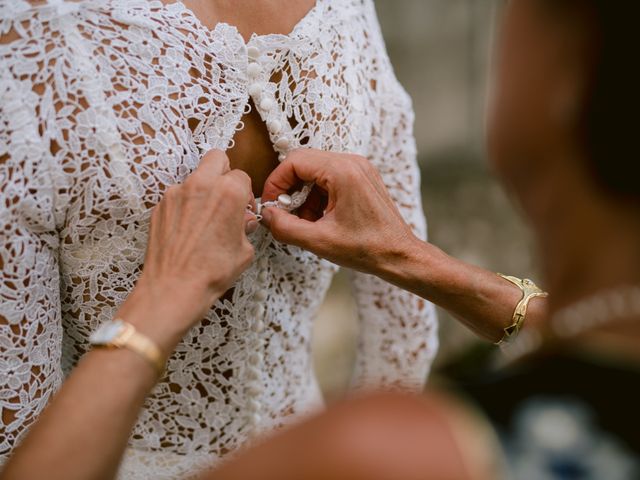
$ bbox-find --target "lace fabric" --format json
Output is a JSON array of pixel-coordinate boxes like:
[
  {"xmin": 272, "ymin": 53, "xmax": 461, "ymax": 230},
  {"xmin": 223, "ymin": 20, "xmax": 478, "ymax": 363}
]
[{"xmin": 0, "ymin": 0, "xmax": 438, "ymax": 477}]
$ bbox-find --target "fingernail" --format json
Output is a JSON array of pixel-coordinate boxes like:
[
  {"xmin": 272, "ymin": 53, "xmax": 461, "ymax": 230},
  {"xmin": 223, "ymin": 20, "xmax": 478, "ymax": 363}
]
[
  {"xmin": 246, "ymin": 220, "xmax": 259, "ymax": 234},
  {"xmin": 261, "ymin": 208, "xmax": 273, "ymax": 227}
]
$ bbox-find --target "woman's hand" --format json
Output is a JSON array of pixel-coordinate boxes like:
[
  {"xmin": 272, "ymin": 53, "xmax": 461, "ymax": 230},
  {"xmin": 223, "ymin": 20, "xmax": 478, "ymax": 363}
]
[
  {"xmin": 261, "ymin": 149, "xmax": 420, "ymax": 275},
  {"xmin": 261, "ymin": 148, "xmax": 547, "ymax": 343},
  {"xmin": 0, "ymin": 150, "xmax": 258, "ymax": 480},
  {"xmin": 119, "ymin": 150, "xmax": 256, "ymax": 355}
]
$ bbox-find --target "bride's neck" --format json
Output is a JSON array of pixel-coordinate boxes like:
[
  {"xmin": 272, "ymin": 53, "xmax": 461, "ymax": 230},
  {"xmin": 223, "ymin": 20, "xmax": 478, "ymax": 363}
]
[{"xmin": 177, "ymin": 0, "xmax": 316, "ymax": 39}]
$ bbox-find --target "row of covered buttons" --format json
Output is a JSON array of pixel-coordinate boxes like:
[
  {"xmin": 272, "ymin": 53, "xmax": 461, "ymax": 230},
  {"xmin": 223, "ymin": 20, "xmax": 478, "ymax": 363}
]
[
  {"xmin": 244, "ymin": 43, "xmax": 294, "ymax": 434},
  {"xmin": 245, "ymin": 254, "xmax": 270, "ymax": 431},
  {"xmin": 246, "ymin": 45, "xmax": 291, "ymax": 159}
]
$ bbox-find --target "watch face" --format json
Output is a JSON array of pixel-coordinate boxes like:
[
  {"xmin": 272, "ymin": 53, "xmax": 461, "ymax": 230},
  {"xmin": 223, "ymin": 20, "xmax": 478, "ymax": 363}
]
[{"xmin": 90, "ymin": 320, "xmax": 125, "ymax": 345}]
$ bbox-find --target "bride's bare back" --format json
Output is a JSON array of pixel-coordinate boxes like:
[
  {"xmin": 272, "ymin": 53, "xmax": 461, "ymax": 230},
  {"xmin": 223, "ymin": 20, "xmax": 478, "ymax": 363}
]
[{"xmin": 176, "ymin": 0, "xmax": 316, "ymax": 194}]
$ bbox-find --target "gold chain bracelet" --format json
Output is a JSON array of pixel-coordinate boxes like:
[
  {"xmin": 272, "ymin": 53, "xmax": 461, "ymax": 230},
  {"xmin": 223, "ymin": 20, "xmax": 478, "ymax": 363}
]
[{"xmin": 496, "ymin": 274, "xmax": 548, "ymax": 346}]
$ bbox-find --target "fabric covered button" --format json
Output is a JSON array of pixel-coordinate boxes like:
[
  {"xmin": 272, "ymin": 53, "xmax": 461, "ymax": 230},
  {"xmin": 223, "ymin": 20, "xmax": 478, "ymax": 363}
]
[
  {"xmin": 249, "ymin": 413, "xmax": 262, "ymax": 426},
  {"xmin": 249, "ymin": 352, "xmax": 263, "ymax": 366},
  {"xmin": 254, "ymin": 289, "xmax": 268, "ymax": 302},
  {"xmin": 247, "ymin": 63, "xmax": 262, "ymax": 78},
  {"xmin": 267, "ymin": 119, "xmax": 282, "ymax": 134},
  {"xmin": 248, "ymin": 399, "xmax": 261, "ymax": 412},
  {"xmin": 275, "ymin": 137, "xmax": 290, "ymax": 150},
  {"xmin": 248, "ymin": 83, "xmax": 262, "ymax": 97},
  {"xmin": 252, "ymin": 320, "xmax": 265, "ymax": 333},
  {"xmin": 258, "ymin": 271, "xmax": 269, "ymax": 284},
  {"xmin": 253, "ymin": 304, "xmax": 265, "ymax": 317},
  {"xmin": 259, "ymin": 98, "xmax": 274, "ymax": 112},
  {"xmin": 258, "ymin": 257, "xmax": 269, "ymax": 269},
  {"xmin": 277, "ymin": 194, "xmax": 293, "ymax": 208},
  {"xmin": 247, "ymin": 384, "xmax": 262, "ymax": 397},
  {"xmin": 247, "ymin": 46, "xmax": 261, "ymax": 60}
]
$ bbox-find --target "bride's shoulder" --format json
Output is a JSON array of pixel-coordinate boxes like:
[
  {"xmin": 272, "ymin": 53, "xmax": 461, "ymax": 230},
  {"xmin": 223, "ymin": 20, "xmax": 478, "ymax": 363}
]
[
  {"xmin": 0, "ymin": 0, "xmax": 124, "ymax": 52},
  {"xmin": 329, "ymin": 0, "xmax": 385, "ymax": 33},
  {"xmin": 0, "ymin": 0, "xmax": 95, "ymax": 18},
  {"xmin": 330, "ymin": 0, "xmax": 378, "ymax": 16},
  {"xmin": 0, "ymin": 0, "xmax": 113, "ymax": 35}
]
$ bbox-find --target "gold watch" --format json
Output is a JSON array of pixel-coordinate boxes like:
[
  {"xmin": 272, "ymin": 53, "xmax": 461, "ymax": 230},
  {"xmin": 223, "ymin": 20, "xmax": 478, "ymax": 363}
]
[
  {"xmin": 90, "ymin": 319, "xmax": 165, "ymax": 376},
  {"xmin": 496, "ymin": 274, "xmax": 548, "ymax": 346}
]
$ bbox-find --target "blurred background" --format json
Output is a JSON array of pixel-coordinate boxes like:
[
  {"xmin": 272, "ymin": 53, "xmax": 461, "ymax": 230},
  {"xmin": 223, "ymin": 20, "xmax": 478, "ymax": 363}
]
[{"xmin": 312, "ymin": 0, "xmax": 539, "ymax": 400}]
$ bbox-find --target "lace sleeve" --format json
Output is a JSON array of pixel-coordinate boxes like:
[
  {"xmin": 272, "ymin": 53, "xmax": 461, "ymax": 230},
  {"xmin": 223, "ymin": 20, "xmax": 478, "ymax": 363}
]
[
  {"xmin": 348, "ymin": 4, "xmax": 438, "ymax": 389},
  {"xmin": 0, "ymin": 29, "xmax": 65, "ymax": 460},
  {"xmin": 348, "ymin": 98, "xmax": 439, "ymax": 391}
]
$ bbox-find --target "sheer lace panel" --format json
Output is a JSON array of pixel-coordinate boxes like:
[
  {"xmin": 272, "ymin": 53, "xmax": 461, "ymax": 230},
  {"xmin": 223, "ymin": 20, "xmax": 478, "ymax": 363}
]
[{"xmin": 0, "ymin": 1, "xmax": 438, "ymax": 478}]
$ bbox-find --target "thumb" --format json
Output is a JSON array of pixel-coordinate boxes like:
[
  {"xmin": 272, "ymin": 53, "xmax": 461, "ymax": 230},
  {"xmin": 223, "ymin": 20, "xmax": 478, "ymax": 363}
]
[{"xmin": 262, "ymin": 207, "xmax": 319, "ymax": 249}]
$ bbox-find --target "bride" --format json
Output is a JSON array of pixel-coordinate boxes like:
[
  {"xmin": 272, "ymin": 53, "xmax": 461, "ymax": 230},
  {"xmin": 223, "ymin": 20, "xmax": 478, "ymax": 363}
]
[{"xmin": 0, "ymin": 0, "xmax": 437, "ymax": 477}]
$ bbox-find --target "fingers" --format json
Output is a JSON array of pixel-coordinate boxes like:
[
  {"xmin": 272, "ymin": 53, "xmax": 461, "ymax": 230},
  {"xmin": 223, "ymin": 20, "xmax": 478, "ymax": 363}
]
[
  {"xmin": 261, "ymin": 207, "xmax": 319, "ymax": 249},
  {"xmin": 200, "ymin": 149, "xmax": 231, "ymax": 176},
  {"xmin": 182, "ymin": 148, "xmax": 256, "ymax": 244},
  {"xmin": 245, "ymin": 191, "xmax": 259, "ymax": 234},
  {"xmin": 190, "ymin": 150, "xmax": 253, "ymax": 209},
  {"xmin": 247, "ymin": 194, "xmax": 257, "ymax": 213},
  {"xmin": 245, "ymin": 211, "xmax": 259, "ymax": 235},
  {"xmin": 217, "ymin": 169, "xmax": 256, "ymax": 235},
  {"xmin": 223, "ymin": 169, "xmax": 253, "ymax": 207},
  {"xmin": 297, "ymin": 186, "xmax": 327, "ymax": 222},
  {"xmin": 184, "ymin": 150, "xmax": 231, "ymax": 192},
  {"xmin": 262, "ymin": 149, "xmax": 330, "ymax": 202}
]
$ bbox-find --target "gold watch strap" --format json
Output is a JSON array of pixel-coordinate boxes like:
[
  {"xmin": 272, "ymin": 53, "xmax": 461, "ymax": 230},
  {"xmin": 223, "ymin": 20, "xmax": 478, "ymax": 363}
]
[
  {"xmin": 496, "ymin": 274, "xmax": 548, "ymax": 346},
  {"xmin": 106, "ymin": 321, "xmax": 165, "ymax": 376}
]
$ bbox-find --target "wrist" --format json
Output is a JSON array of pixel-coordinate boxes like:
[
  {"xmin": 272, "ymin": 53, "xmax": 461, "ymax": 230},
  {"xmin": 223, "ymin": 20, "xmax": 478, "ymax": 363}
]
[
  {"xmin": 116, "ymin": 278, "xmax": 218, "ymax": 359},
  {"xmin": 376, "ymin": 234, "xmax": 433, "ymax": 286},
  {"xmin": 374, "ymin": 233, "xmax": 456, "ymax": 304}
]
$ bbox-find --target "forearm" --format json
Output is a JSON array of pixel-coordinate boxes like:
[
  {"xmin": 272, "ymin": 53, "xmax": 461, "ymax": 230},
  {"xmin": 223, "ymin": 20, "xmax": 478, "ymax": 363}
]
[
  {"xmin": 1, "ymin": 149, "xmax": 253, "ymax": 480},
  {"xmin": 1, "ymin": 293, "xmax": 174, "ymax": 480},
  {"xmin": 376, "ymin": 236, "xmax": 547, "ymax": 343},
  {"xmin": 1, "ymin": 349, "xmax": 155, "ymax": 480}
]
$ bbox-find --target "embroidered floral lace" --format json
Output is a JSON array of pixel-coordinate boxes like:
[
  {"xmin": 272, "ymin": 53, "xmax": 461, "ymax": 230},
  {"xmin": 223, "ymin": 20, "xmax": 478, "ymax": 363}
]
[{"xmin": 0, "ymin": 0, "xmax": 438, "ymax": 477}]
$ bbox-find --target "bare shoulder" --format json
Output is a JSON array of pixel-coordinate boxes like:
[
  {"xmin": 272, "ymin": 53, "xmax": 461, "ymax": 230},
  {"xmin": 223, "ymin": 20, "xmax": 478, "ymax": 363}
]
[
  {"xmin": 342, "ymin": 392, "xmax": 505, "ymax": 480},
  {"xmin": 208, "ymin": 391, "xmax": 504, "ymax": 480},
  {"xmin": 424, "ymin": 390, "xmax": 506, "ymax": 480}
]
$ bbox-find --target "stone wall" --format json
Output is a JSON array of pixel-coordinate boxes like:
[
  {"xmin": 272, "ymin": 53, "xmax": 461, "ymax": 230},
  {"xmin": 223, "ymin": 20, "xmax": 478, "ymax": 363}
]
[{"xmin": 375, "ymin": 0, "xmax": 500, "ymax": 163}]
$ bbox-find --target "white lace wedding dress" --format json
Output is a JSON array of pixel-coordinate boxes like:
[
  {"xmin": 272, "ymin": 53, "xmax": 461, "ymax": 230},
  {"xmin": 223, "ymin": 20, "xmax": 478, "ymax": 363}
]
[{"xmin": 0, "ymin": 0, "xmax": 438, "ymax": 477}]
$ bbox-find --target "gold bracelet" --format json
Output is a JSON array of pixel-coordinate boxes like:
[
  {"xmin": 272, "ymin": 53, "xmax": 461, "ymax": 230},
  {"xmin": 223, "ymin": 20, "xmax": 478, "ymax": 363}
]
[
  {"xmin": 90, "ymin": 319, "xmax": 166, "ymax": 376},
  {"xmin": 496, "ymin": 274, "xmax": 548, "ymax": 346}
]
